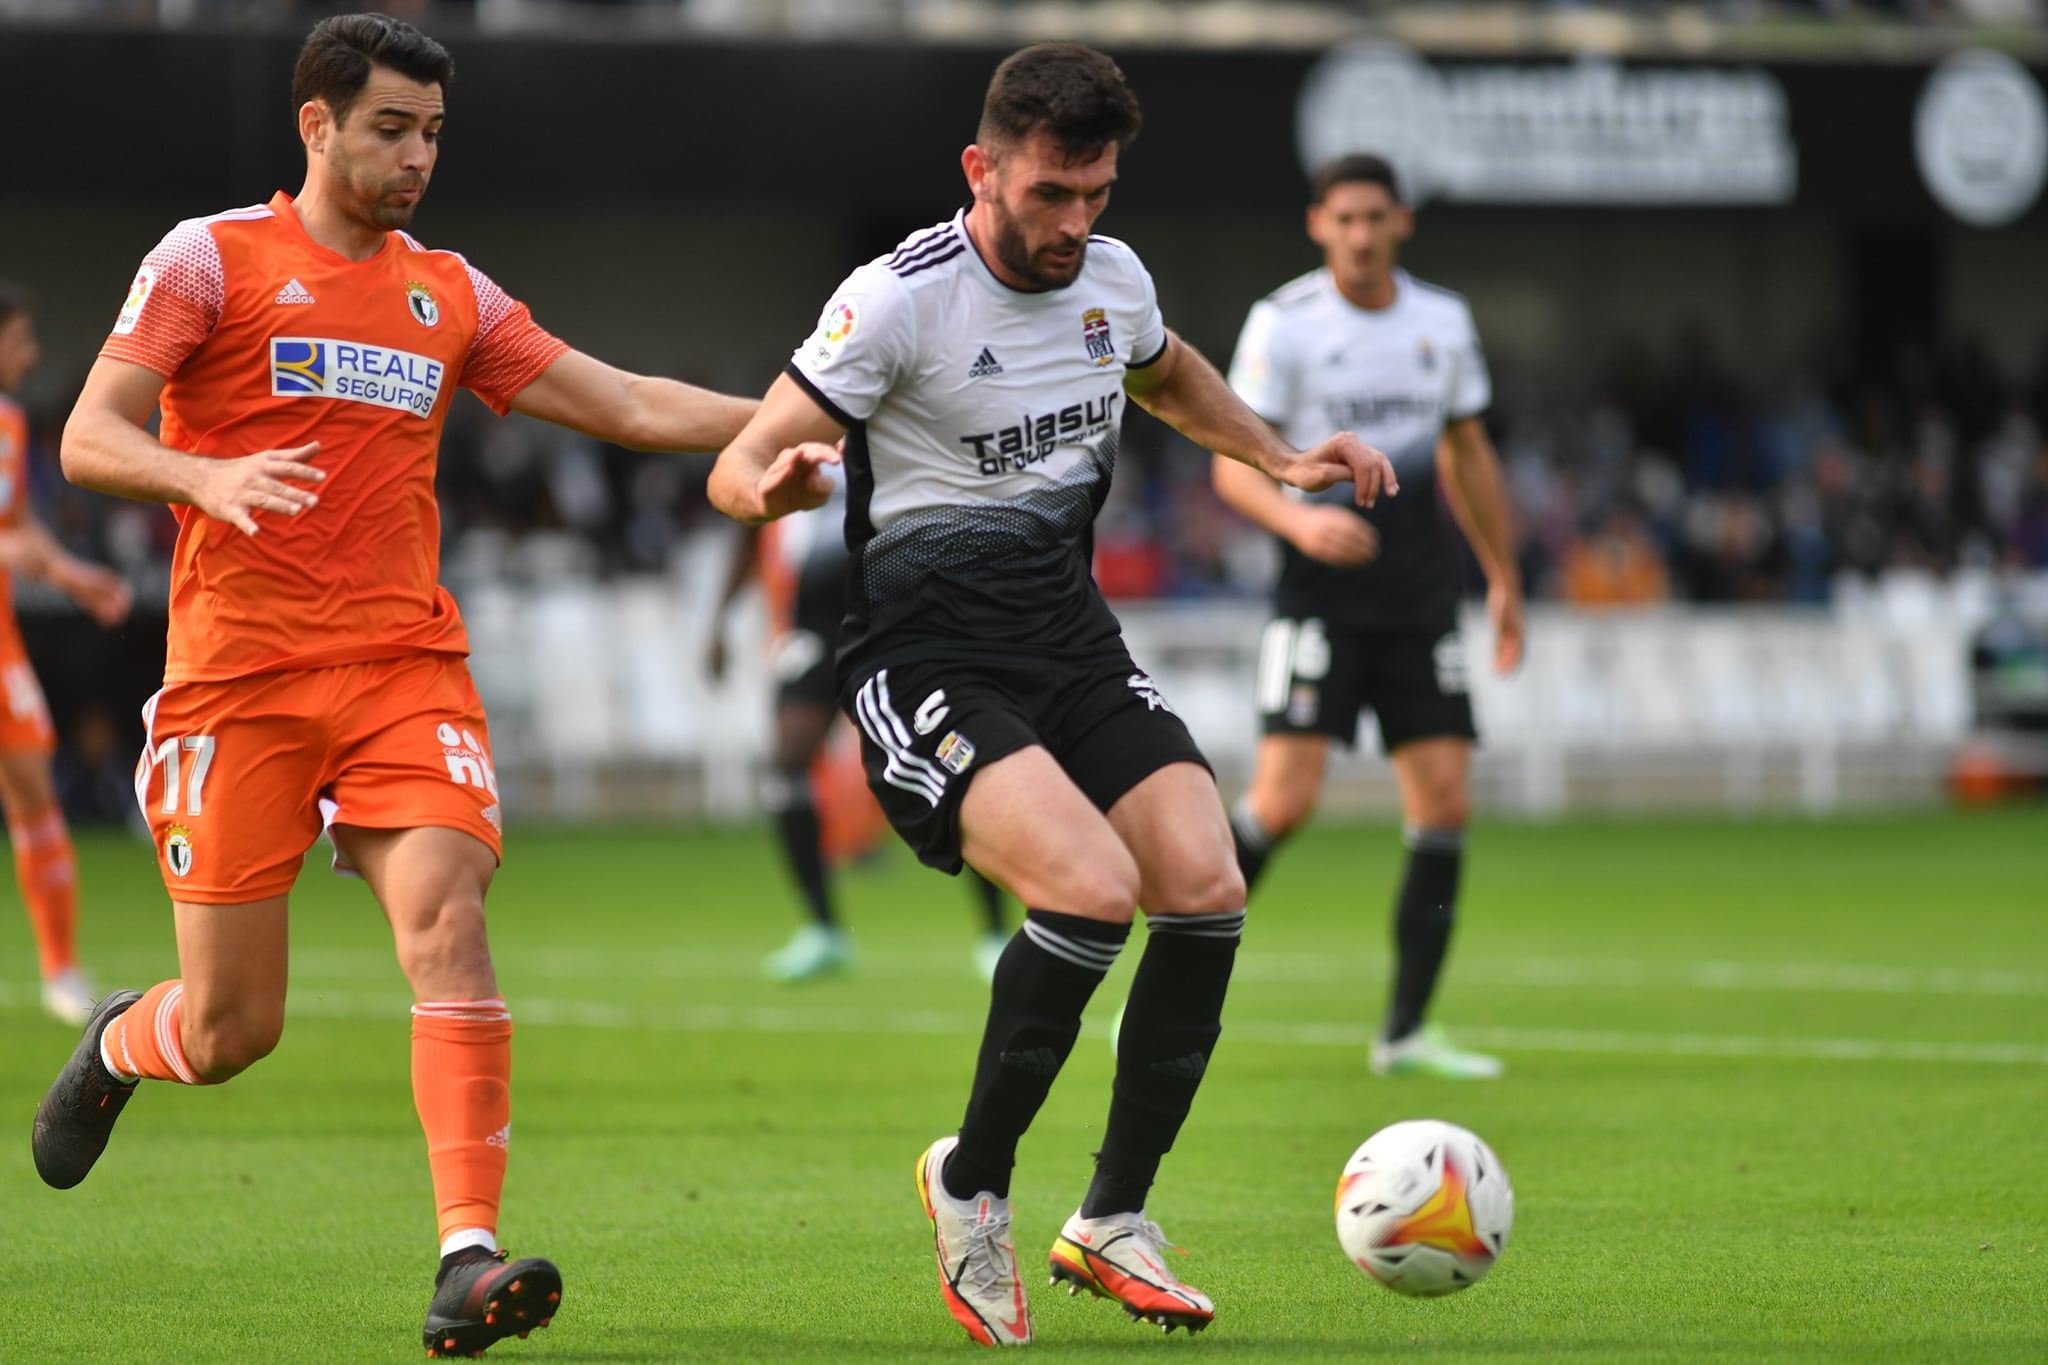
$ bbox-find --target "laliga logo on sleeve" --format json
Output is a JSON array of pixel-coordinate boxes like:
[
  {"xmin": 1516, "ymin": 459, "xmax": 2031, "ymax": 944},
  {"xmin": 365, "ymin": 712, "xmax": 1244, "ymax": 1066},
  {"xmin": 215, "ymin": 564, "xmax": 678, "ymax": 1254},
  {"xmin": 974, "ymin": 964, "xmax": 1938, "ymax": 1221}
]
[
  {"xmin": 812, "ymin": 298, "xmax": 858, "ymax": 368},
  {"xmin": 823, "ymin": 300, "xmax": 857, "ymax": 344},
  {"xmin": 112, "ymin": 266, "xmax": 156, "ymax": 336}
]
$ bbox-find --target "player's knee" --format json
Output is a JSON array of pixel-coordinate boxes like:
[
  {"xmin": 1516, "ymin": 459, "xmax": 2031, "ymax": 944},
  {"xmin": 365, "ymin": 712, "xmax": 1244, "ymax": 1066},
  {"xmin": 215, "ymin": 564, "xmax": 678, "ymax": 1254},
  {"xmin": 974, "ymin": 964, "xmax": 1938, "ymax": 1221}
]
[
  {"xmin": 1410, "ymin": 785, "xmax": 1470, "ymax": 832},
  {"xmin": 1037, "ymin": 850, "xmax": 1141, "ymax": 922},
  {"xmin": 399, "ymin": 892, "xmax": 495, "ymax": 986},
  {"xmin": 1149, "ymin": 854, "xmax": 1246, "ymax": 917}
]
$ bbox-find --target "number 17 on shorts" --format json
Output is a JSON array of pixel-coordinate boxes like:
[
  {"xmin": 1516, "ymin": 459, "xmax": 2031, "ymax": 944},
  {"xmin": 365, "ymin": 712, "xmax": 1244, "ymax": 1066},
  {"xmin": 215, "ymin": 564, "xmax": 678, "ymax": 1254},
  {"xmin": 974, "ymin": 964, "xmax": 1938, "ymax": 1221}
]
[{"xmin": 133, "ymin": 657, "xmax": 508, "ymax": 903}]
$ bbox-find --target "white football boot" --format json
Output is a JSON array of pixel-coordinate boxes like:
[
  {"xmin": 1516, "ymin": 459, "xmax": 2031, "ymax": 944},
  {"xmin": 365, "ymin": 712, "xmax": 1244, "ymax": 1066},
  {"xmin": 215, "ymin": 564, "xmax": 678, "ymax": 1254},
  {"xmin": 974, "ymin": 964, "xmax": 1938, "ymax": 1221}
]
[
  {"xmin": 915, "ymin": 1136, "xmax": 1032, "ymax": 1346},
  {"xmin": 1048, "ymin": 1209, "xmax": 1213, "ymax": 1334}
]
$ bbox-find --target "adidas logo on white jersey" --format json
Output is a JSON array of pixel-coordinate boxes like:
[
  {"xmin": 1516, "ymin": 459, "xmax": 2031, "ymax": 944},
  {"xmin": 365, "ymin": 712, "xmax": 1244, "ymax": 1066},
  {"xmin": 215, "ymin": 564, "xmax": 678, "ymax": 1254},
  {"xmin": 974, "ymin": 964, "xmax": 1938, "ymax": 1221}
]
[
  {"xmin": 273, "ymin": 278, "xmax": 316, "ymax": 305},
  {"xmin": 966, "ymin": 347, "xmax": 1004, "ymax": 379}
]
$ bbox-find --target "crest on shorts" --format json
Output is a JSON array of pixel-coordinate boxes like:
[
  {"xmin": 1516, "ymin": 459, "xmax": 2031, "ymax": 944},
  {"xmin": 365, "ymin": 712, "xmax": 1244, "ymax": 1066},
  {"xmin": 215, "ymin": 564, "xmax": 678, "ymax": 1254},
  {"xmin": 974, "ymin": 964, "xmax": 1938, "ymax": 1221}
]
[
  {"xmin": 164, "ymin": 824, "xmax": 193, "ymax": 878},
  {"xmin": 406, "ymin": 281, "xmax": 440, "ymax": 328},
  {"xmin": 935, "ymin": 730, "xmax": 977, "ymax": 775},
  {"xmin": 1082, "ymin": 308, "xmax": 1116, "ymax": 366}
]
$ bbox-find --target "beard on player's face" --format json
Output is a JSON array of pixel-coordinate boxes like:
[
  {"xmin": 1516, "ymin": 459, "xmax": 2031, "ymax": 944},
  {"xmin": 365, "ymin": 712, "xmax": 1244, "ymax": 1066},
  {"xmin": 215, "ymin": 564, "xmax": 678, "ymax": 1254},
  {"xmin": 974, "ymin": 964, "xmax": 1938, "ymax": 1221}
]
[
  {"xmin": 989, "ymin": 196, "xmax": 1087, "ymax": 291},
  {"xmin": 335, "ymin": 157, "xmax": 419, "ymax": 229},
  {"xmin": 329, "ymin": 142, "xmax": 426, "ymax": 230}
]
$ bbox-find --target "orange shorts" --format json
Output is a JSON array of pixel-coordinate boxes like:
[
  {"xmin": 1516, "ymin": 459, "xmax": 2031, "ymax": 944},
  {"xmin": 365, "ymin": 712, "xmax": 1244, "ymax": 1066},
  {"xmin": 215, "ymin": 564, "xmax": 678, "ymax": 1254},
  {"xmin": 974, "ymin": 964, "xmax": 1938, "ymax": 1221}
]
[
  {"xmin": 134, "ymin": 653, "xmax": 504, "ymax": 904},
  {"xmin": 0, "ymin": 648, "xmax": 57, "ymax": 756}
]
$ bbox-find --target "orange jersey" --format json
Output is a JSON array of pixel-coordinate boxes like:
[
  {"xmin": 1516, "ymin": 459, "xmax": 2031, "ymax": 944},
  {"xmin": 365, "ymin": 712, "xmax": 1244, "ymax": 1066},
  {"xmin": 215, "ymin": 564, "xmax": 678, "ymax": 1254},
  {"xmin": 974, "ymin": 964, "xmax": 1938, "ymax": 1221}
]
[
  {"xmin": 100, "ymin": 192, "xmax": 568, "ymax": 684},
  {"xmin": 0, "ymin": 393, "xmax": 26, "ymax": 627}
]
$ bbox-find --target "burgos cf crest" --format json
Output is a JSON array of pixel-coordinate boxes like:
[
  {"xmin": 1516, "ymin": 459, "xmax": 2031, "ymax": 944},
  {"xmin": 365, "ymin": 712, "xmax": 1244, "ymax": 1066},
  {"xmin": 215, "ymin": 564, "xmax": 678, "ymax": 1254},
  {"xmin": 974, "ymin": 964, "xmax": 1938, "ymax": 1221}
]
[
  {"xmin": 407, "ymin": 281, "xmax": 440, "ymax": 327},
  {"xmin": 164, "ymin": 824, "xmax": 194, "ymax": 878},
  {"xmin": 1082, "ymin": 308, "xmax": 1116, "ymax": 366}
]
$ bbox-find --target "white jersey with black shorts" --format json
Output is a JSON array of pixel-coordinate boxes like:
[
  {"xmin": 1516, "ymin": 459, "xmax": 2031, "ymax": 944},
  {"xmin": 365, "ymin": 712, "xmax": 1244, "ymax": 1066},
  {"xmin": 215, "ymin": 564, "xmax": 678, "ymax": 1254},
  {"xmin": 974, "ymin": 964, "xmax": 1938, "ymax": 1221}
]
[
  {"xmin": 1226, "ymin": 267, "xmax": 1490, "ymax": 751},
  {"xmin": 786, "ymin": 212, "xmax": 1208, "ymax": 872}
]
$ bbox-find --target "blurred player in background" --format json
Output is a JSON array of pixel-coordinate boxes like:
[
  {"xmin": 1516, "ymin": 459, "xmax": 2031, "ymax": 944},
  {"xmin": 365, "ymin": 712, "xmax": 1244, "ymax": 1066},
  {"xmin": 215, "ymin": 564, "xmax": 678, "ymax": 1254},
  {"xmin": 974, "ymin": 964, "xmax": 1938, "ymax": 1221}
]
[
  {"xmin": 0, "ymin": 284, "xmax": 135, "ymax": 1025},
  {"xmin": 1213, "ymin": 154, "xmax": 1523, "ymax": 1080},
  {"xmin": 706, "ymin": 480, "xmax": 1011, "ymax": 983},
  {"xmin": 29, "ymin": 15, "xmax": 757, "ymax": 1357},
  {"xmin": 711, "ymin": 43, "xmax": 1394, "ymax": 1346}
]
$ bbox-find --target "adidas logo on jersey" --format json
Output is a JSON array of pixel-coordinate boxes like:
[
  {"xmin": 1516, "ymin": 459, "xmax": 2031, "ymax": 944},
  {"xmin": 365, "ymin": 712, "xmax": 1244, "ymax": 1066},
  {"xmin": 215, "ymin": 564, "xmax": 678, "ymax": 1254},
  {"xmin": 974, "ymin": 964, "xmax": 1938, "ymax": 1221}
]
[
  {"xmin": 273, "ymin": 278, "xmax": 316, "ymax": 305},
  {"xmin": 967, "ymin": 347, "xmax": 1004, "ymax": 379}
]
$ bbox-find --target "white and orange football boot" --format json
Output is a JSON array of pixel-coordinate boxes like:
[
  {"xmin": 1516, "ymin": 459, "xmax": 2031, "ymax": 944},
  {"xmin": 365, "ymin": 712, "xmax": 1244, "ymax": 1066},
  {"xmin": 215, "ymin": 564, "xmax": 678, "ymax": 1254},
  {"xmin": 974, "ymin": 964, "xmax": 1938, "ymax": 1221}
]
[
  {"xmin": 915, "ymin": 1136, "xmax": 1033, "ymax": 1346},
  {"xmin": 1048, "ymin": 1209, "xmax": 1214, "ymax": 1334}
]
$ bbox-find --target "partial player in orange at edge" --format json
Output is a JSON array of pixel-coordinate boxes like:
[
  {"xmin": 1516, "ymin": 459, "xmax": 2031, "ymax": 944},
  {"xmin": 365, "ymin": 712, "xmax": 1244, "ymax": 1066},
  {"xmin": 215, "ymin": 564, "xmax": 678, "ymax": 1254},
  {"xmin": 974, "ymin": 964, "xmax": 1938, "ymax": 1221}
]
[
  {"xmin": 29, "ymin": 14, "xmax": 759, "ymax": 1360},
  {"xmin": 0, "ymin": 283, "xmax": 136, "ymax": 1026}
]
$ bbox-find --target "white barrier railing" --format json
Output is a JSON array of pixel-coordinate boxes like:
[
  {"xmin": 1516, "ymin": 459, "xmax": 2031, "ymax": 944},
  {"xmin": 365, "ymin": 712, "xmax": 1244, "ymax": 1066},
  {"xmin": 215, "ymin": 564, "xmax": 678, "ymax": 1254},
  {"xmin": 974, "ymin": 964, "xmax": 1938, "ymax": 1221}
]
[{"xmin": 458, "ymin": 539, "xmax": 2009, "ymax": 820}]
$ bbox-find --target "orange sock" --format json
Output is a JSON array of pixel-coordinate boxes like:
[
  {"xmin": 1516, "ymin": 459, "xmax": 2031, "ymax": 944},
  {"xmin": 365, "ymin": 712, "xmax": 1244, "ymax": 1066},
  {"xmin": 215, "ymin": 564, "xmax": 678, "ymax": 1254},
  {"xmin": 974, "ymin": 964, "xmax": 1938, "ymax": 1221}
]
[
  {"xmin": 11, "ymin": 811, "xmax": 77, "ymax": 980},
  {"xmin": 412, "ymin": 999, "xmax": 514, "ymax": 1244},
  {"xmin": 101, "ymin": 979, "xmax": 210, "ymax": 1084}
]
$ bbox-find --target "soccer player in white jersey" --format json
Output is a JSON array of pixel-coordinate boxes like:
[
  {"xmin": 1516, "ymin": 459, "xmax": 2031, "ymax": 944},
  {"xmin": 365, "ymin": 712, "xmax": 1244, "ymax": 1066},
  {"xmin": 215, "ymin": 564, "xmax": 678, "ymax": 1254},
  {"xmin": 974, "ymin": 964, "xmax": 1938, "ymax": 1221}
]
[
  {"xmin": 1212, "ymin": 154, "xmax": 1524, "ymax": 1080},
  {"xmin": 710, "ymin": 43, "xmax": 1395, "ymax": 1347}
]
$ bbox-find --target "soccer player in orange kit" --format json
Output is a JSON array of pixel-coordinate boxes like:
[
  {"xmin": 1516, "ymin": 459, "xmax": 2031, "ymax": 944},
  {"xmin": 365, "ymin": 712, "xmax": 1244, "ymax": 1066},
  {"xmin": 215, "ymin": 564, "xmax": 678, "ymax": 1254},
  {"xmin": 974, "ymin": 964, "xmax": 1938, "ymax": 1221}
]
[
  {"xmin": 0, "ymin": 283, "xmax": 135, "ymax": 1025},
  {"xmin": 30, "ymin": 15, "xmax": 757, "ymax": 1357}
]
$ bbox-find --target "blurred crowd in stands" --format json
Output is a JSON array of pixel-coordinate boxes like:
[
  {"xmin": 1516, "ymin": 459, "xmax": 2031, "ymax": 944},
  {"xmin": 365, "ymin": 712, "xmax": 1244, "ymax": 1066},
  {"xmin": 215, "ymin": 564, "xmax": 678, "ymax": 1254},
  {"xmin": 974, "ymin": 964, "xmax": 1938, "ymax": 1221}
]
[{"xmin": 16, "ymin": 328, "xmax": 2048, "ymax": 621}]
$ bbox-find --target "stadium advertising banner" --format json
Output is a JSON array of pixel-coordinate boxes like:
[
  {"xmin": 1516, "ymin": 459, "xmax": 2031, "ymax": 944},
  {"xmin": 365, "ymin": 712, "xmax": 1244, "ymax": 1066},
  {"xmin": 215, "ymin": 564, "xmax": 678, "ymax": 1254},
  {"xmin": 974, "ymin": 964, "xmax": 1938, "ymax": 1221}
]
[
  {"xmin": 1296, "ymin": 44, "xmax": 1799, "ymax": 208},
  {"xmin": 1, "ymin": 29, "xmax": 2042, "ymax": 229}
]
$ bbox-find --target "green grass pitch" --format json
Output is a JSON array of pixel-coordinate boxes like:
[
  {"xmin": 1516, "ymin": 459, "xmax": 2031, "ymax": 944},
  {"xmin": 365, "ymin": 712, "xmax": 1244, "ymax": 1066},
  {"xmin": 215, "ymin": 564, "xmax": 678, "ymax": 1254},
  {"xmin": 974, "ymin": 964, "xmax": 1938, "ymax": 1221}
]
[{"xmin": 2, "ymin": 810, "xmax": 2043, "ymax": 1361}]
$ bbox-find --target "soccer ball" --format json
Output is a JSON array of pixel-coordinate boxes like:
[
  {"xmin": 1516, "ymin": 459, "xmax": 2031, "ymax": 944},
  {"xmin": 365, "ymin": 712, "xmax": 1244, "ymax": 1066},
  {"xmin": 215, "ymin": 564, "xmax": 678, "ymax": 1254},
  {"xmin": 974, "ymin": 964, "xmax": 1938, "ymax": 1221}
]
[{"xmin": 1335, "ymin": 1119, "xmax": 1513, "ymax": 1296}]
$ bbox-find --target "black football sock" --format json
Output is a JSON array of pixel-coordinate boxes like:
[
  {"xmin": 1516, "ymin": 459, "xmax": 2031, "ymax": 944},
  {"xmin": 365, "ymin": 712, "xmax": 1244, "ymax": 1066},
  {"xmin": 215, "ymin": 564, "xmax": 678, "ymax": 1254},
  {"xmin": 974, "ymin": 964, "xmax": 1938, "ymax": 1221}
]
[
  {"xmin": 1229, "ymin": 795, "xmax": 1283, "ymax": 897},
  {"xmin": 969, "ymin": 869, "xmax": 1006, "ymax": 936},
  {"xmin": 1084, "ymin": 908, "xmax": 1244, "ymax": 1219},
  {"xmin": 945, "ymin": 910, "xmax": 1128, "ymax": 1202},
  {"xmin": 763, "ymin": 769, "xmax": 835, "ymax": 928},
  {"xmin": 1384, "ymin": 826, "xmax": 1464, "ymax": 1043}
]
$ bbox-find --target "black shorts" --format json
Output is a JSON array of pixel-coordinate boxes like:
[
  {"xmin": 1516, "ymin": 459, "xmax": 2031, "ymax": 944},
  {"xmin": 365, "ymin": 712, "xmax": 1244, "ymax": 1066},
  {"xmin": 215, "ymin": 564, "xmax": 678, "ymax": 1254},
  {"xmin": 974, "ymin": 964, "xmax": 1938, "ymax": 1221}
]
[
  {"xmin": 1255, "ymin": 618, "xmax": 1477, "ymax": 752},
  {"xmin": 770, "ymin": 557, "xmax": 844, "ymax": 711},
  {"xmin": 843, "ymin": 651, "xmax": 1210, "ymax": 874}
]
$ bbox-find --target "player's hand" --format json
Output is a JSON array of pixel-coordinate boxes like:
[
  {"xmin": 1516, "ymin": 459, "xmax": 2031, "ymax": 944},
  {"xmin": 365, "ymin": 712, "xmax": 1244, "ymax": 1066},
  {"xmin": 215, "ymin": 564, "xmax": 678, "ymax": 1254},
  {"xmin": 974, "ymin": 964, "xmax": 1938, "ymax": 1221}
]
[
  {"xmin": 1489, "ymin": 579, "xmax": 1525, "ymax": 675},
  {"xmin": 1286, "ymin": 505, "xmax": 1379, "ymax": 567},
  {"xmin": 753, "ymin": 442, "xmax": 840, "ymax": 523},
  {"xmin": 55, "ymin": 560, "xmax": 134, "ymax": 628},
  {"xmin": 1279, "ymin": 432, "xmax": 1398, "ymax": 508},
  {"xmin": 191, "ymin": 443, "xmax": 325, "ymax": 536}
]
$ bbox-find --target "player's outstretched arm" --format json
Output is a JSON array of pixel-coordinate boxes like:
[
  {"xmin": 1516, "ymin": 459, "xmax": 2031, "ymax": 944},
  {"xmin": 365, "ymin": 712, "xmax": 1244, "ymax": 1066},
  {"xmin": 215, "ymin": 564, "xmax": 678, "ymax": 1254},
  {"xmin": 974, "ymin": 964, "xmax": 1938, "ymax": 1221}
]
[
  {"xmin": 708, "ymin": 373, "xmax": 846, "ymax": 526},
  {"xmin": 1127, "ymin": 331, "xmax": 1398, "ymax": 508},
  {"xmin": 62, "ymin": 358, "xmax": 325, "ymax": 537},
  {"xmin": 509, "ymin": 350, "xmax": 759, "ymax": 453},
  {"xmin": 1437, "ymin": 416, "xmax": 1523, "ymax": 673}
]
